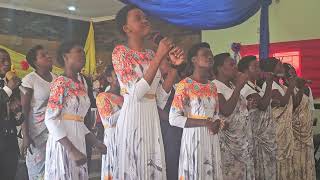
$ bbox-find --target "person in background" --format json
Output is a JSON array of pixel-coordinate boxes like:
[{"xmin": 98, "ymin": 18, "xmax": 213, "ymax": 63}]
[
  {"xmin": 81, "ymin": 73, "xmax": 97, "ymax": 173},
  {"xmin": 261, "ymin": 58, "xmax": 295, "ymax": 180},
  {"xmin": 113, "ymin": 4, "xmax": 185, "ymax": 179},
  {"xmin": 94, "ymin": 68, "xmax": 113, "ymax": 142},
  {"xmin": 238, "ymin": 56, "xmax": 276, "ymax": 180},
  {"xmin": 169, "ymin": 42, "xmax": 223, "ymax": 179},
  {"xmin": 44, "ymin": 41, "xmax": 107, "ymax": 180},
  {"xmin": 283, "ymin": 63, "xmax": 316, "ymax": 180},
  {"xmin": 20, "ymin": 45, "xmax": 56, "ymax": 180},
  {"xmin": 96, "ymin": 65, "xmax": 123, "ymax": 180},
  {"xmin": 158, "ymin": 57, "xmax": 183, "ymax": 180},
  {"xmin": 0, "ymin": 48, "xmax": 23, "ymax": 180},
  {"xmin": 212, "ymin": 53, "xmax": 255, "ymax": 180}
]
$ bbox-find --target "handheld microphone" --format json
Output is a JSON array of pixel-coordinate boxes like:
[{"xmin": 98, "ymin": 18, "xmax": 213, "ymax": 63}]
[
  {"xmin": 5, "ymin": 71, "xmax": 16, "ymax": 81},
  {"xmin": 5, "ymin": 71, "xmax": 26, "ymax": 94},
  {"xmin": 287, "ymin": 74, "xmax": 312, "ymax": 84},
  {"xmin": 149, "ymin": 32, "xmax": 176, "ymax": 50},
  {"xmin": 297, "ymin": 78, "xmax": 312, "ymax": 84},
  {"xmin": 259, "ymin": 72, "xmax": 285, "ymax": 79},
  {"xmin": 273, "ymin": 73, "xmax": 285, "ymax": 78},
  {"xmin": 149, "ymin": 32, "xmax": 163, "ymax": 45}
]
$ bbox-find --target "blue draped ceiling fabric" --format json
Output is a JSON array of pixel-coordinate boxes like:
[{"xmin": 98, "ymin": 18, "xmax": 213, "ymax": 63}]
[{"xmin": 120, "ymin": 0, "xmax": 271, "ymax": 57}]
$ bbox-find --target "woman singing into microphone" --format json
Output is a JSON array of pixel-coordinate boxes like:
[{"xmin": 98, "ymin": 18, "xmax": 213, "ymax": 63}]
[
  {"xmin": 113, "ymin": 4, "xmax": 185, "ymax": 179},
  {"xmin": 261, "ymin": 58, "xmax": 295, "ymax": 180},
  {"xmin": 238, "ymin": 56, "xmax": 276, "ymax": 180},
  {"xmin": 283, "ymin": 63, "xmax": 316, "ymax": 180}
]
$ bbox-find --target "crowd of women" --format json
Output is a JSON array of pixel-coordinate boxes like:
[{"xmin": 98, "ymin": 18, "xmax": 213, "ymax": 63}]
[{"xmin": 0, "ymin": 4, "xmax": 316, "ymax": 180}]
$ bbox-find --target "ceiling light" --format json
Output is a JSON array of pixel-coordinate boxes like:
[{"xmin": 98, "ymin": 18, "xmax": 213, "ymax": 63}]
[{"xmin": 68, "ymin": 6, "xmax": 76, "ymax": 11}]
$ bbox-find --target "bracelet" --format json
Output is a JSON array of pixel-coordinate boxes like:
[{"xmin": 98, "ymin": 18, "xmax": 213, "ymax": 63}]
[
  {"xmin": 219, "ymin": 119, "xmax": 225, "ymax": 130},
  {"xmin": 170, "ymin": 63, "xmax": 182, "ymax": 69},
  {"xmin": 207, "ymin": 117, "xmax": 215, "ymax": 122}
]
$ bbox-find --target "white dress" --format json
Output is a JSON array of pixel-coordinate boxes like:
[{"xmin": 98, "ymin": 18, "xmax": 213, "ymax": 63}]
[
  {"xmin": 44, "ymin": 76, "xmax": 91, "ymax": 180},
  {"xmin": 169, "ymin": 77, "xmax": 223, "ymax": 180},
  {"xmin": 96, "ymin": 92, "xmax": 123, "ymax": 179},
  {"xmin": 112, "ymin": 45, "xmax": 170, "ymax": 179},
  {"xmin": 21, "ymin": 72, "xmax": 56, "ymax": 180}
]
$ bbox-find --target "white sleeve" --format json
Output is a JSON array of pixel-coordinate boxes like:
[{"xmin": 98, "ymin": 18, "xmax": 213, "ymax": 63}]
[
  {"xmin": 133, "ymin": 78, "xmax": 151, "ymax": 100},
  {"xmin": 112, "ymin": 46, "xmax": 151, "ymax": 101},
  {"xmin": 217, "ymin": 83, "xmax": 232, "ymax": 100},
  {"xmin": 240, "ymin": 84, "xmax": 256, "ymax": 100},
  {"xmin": 169, "ymin": 110, "xmax": 188, "ymax": 128},
  {"xmin": 21, "ymin": 73, "xmax": 34, "ymax": 89},
  {"xmin": 3, "ymin": 86, "xmax": 12, "ymax": 97},
  {"xmin": 108, "ymin": 111, "xmax": 121, "ymax": 126},
  {"xmin": 45, "ymin": 78, "xmax": 67, "ymax": 141},
  {"xmin": 309, "ymin": 87, "xmax": 315, "ymax": 111},
  {"xmin": 169, "ymin": 82, "xmax": 187, "ymax": 128},
  {"xmin": 45, "ymin": 116, "xmax": 67, "ymax": 141},
  {"xmin": 156, "ymin": 84, "xmax": 171, "ymax": 110},
  {"xmin": 262, "ymin": 82, "xmax": 267, "ymax": 92}
]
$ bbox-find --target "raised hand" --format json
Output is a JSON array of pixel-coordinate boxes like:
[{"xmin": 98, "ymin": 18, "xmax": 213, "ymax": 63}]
[
  {"xmin": 264, "ymin": 72, "xmax": 274, "ymax": 85},
  {"xmin": 235, "ymin": 72, "xmax": 249, "ymax": 89},
  {"xmin": 296, "ymin": 78, "xmax": 307, "ymax": 90},
  {"xmin": 7, "ymin": 76, "xmax": 21, "ymax": 90},
  {"xmin": 288, "ymin": 77, "xmax": 296, "ymax": 90},
  {"xmin": 168, "ymin": 47, "xmax": 185, "ymax": 66},
  {"xmin": 156, "ymin": 37, "xmax": 175, "ymax": 60}
]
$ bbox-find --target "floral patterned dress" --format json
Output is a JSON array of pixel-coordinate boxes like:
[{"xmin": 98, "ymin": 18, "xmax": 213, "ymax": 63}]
[
  {"xmin": 292, "ymin": 89, "xmax": 316, "ymax": 180},
  {"xmin": 112, "ymin": 45, "xmax": 170, "ymax": 179},
  {"xmin": 262, "ymin": 82, "xmax": 294, "ymax": 180},
  {"xmin": 96, "ymin": 92, "xmax": 123, "ymax": 180},
  {"xmin": 169, "ymin": 77, "xmax": 222, "ymax": 180},
  {"xmin": 44, "ymin": 76, "xmax": 91, "ymax": 180},
  {"xmin": 213, "ymin": 80, "xmax": 255, "ymax": 180},
  {"xmin": 241, "ymin": 82, "xmax": 276, "ymax": 180},
  {"xmin": 21, "ymin": 72, "xmax": 56, "ymax": 180}
]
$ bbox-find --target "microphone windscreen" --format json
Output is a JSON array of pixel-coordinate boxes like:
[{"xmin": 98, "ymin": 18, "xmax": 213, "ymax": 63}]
[{"xmin": 5, "ymin": 71, "xmax": 16, "ymax": 81}]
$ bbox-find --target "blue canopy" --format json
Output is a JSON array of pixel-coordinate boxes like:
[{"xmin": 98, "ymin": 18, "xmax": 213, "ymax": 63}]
[
  {"xmin": 120, "ymin": 0, "xmax": 261, "ymax": 30},
  {"xmin": 121, "ymin": 0, "xmax": 271, "ymax": 59}
]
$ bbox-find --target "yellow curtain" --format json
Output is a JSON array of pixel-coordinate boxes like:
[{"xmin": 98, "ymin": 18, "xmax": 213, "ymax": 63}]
[
  {"xmin": 0, "ymin": 45, "xmax": 64, "ymax": 78},
  {"xmin": 83, "ymin": 21, "xmax": 97, "ymax": 76}
]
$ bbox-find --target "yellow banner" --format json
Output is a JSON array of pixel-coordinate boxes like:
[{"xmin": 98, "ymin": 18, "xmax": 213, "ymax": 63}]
[{"xmin": 83, "ymin": 22, "xmax": 97, "ymax": 76}]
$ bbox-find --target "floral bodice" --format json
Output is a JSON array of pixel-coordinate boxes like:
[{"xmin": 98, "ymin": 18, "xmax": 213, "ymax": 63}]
[
  {"xmin": 96, "ymin": 92, "xmax": 123, "ymax": 127},
  {"xmin": 170, "ymin": 77, "xmax": 220, "ymax": 127}
]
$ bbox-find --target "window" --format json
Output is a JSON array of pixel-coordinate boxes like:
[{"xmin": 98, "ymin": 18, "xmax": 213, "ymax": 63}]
[
  {"xmin": 241, "ymin": 51, "xmax": 301, "ymax": 76},
  {"xmin": 273, "ymin": 51, "xmax": 301, "ymax": 76}
]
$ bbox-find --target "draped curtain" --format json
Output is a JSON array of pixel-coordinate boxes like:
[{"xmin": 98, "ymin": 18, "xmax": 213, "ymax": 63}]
[
  {"xmin": 120, "ymin": 0, "xmax": 261, "ymax": 30},
  {"xmin": 120, "ymin": 0, "xmax": 271, "ymax": 61}
]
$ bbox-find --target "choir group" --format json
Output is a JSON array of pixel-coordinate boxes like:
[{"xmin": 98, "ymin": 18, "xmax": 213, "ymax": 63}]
[{"xmin": 0, "ymin": 4, "xmax": 316, "ymax": 180}]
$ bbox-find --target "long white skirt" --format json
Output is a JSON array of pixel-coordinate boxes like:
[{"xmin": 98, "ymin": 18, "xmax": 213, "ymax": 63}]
[
  {"xmin": 44, "ymin": 121, "xmax": 89, "ymax": 180},
  {"xmin": 101, "ymin": 128, "xmax": 117, "ymax": 179},
  {"xmin": 178, "ymin": 127, "xmax": 222, "ymax": 180},
  {"xmin": 115, "ymin": 96, "xmax": 166, "ymax": 179}
]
